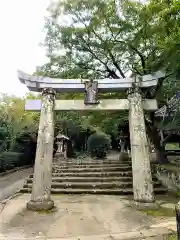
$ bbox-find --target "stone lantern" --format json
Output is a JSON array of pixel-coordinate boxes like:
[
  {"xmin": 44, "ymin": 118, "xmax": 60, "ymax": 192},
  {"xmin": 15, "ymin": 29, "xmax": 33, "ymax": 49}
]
[{"xmin": 55, "ymin": 133, "xmax": 70, "ymax": 159}]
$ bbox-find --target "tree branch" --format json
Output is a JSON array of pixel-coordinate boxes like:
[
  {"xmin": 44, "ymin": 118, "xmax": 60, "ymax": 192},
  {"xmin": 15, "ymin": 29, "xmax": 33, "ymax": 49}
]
[
  {"xmin": 128, "ymin": 44, "xmax": 147, "ymax": 74},
  {"xmin": 151, "ymin": 72, "xmax": 174, "ymax": 98},
  {"xmin": 107, "ymin": 50, "xmax": 126, "ymax": 78},
  {"xmin": 74, "ymin": 34, "xmax": 120, "ymax": 79}
]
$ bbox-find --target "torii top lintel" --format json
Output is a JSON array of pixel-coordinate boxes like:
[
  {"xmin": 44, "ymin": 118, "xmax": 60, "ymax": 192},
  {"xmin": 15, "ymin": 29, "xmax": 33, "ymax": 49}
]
[{"xmin": 17, "ymin": 70, "xmax": 165, "ymax": 93}]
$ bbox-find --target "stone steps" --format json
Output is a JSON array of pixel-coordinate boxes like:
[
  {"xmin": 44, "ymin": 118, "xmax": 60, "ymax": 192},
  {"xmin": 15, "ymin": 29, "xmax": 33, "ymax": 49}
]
[
  {"xmin": 53, "ymin": 163, "xmax": 131, "ymax": 168},
  {"xmin": 21, "ymin": 157, "xmax": 167, "ymax": 195},
  {"xmin": 24, "ymin": 181, "xmax": 162, "ymax": 189},
  {"xmin": 53, "ymin": 161, "xmax": 131, "ymax": 166},
  {"xmin": 27, "ymin": 176, "xmax": 159, "ymax": 183},
  {"xmin": 27, "ymin": 176, "xmax": 134, "ymax": 183},
  {"xmin": 20, "ymin": 187, "xmax": 167, "ymax": 195},
  {"xmin": 53, "ymin": 166, "xmax": 132, "ymax": 173},
  {"xmin": 55, "ymin": 158, "xmax": 130, "ymax": 161},
  {"xmin": 29, "ymin": 171, "xmax": 133, "ymax": 178}
]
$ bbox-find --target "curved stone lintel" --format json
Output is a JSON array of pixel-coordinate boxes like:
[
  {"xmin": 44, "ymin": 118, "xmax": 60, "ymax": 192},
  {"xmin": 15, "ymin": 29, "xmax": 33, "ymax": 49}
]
[
  {"xmin": 18, "ymin": 70, "xmax": 31, "ymax": 84},
  {"xmin": 17, "ymin": 70, "xmax": 165, "ymax": 93}
]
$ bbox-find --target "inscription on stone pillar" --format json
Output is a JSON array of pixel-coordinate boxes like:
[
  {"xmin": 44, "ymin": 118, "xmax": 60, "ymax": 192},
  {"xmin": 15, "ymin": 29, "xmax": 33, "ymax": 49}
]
[
  {"xmin": 27, "ymin": 87, "xmax": 55, "ymax": 211},
  {"xmin": 128, "ymin": 77, "xmax": 154, "ymax": 203},
  {"xmin": 84, "ymin": 81, "xmax": 99, "ymax": 105}
]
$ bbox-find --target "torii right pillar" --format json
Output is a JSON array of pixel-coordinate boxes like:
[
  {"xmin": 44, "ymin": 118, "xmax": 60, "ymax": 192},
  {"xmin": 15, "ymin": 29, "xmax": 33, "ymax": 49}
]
[{"xmin": 128, "ymin": 80, "xmax": 154, "ymax": 203}]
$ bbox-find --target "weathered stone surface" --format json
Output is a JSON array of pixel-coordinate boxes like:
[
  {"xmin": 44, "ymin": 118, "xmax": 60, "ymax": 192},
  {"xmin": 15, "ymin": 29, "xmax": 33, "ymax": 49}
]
[
  {"xmin": 161, "ymin": 203, "xmax": 175, "ymax": 210},
  {"xmin": 151, "ymin": 220, "xmax": 176, "ymax": 229},
  {"xmin": 21, "ymin": 153, "xmax": 166, "ymax": 195},
  {"xmin": 27, "ymin": 199, "xmax": 54, "ymax": 211},
  {"xmin": 17, "ymin": 70, "xmax": 165, "ymax": 92},
  {"xmin": 131, "ymin": 201, "xmax": 159, "ymax": 210},
  {"xmin": 0, "ymin": 194, "xmax": 175, "ymax": 240},
  {"xmin": 27, "ymin": 88, "xmax": 55, "ymax": 211},
  {"xmin": 128, "ymin": 82, "xmax": 154, "ymax": 203},
  {"xmin": 84, "ymin": 81, "xmax": 99, "ymax": 104},
  {"xmin": 110, "ymin": 231, "xmax": 142, "ymax": 239},
  {"xmin": 25, "ymin": 99, "xmax": 158, "ymax": 111},
  {"xmin": 140, "ymin": 227, "xmax": 173, "ymax": 238}
]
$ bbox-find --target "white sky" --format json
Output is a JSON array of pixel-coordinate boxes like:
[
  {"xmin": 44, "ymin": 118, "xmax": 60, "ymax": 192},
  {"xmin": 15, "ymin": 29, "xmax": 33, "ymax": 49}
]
[
  {"xmin": 0, "ymin": 0, "xmax": 50, "ymax": 97},
  {"xmin": 0, "ymin": 0, "xmax": 147, "ymax": 98}
]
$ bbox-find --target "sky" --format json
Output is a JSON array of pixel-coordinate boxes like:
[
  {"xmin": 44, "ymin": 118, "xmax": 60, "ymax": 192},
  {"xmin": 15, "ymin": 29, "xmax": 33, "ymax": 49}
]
[
  {"xmin": 0, "ymin": 0, "xmax": 50, "ymax": 97},
  {"xmin": 0, "ymin": 0, "xmax": 147, "ymax": 98}
]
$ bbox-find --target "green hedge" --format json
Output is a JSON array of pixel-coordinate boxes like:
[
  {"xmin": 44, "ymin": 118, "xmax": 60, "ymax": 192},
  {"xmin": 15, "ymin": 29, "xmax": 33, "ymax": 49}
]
[
  {"xmin": 0, "ymin": 152, "xmax": 27, "ymax": 172},
  {"xmin": 87, "ymin": 132, "xmax": 111, "ymax": 159},
  {"xmin": 0, "ymin": 130, "xmax": 37, "ymax": 172}
]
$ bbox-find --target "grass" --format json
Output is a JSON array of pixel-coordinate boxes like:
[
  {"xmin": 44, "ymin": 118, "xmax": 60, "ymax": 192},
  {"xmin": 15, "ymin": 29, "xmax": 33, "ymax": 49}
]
[
  {"xmin": 36, "ymin": 206, "xmax": 58, "ymax": 214},
  {"xmin": 141, "ymin": 206, "xmax": 177, "ymax": 239},
  {"xmin": 165, "ymin": 233, "xmax": 177, "ymax": 240},
  {"xmin": 141, "ymin": 206, "xmax": 175, "ymax": 217}
]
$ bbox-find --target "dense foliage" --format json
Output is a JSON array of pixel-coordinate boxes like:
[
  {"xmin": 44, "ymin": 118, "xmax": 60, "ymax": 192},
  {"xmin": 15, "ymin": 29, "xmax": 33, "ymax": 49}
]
[
  {"xmin": 0, "ymin": 0, "xmax": 180, "ymax": 168},
  {"xmin": 35, "ymin": 0, "xmax": 180, "ymax": 162},
  {"xmin": 36, "ymin": 0, "xmax": 180, "ymax": 127},
  {"xmin": 0, "ymin": 94, "xmax": 39, "ymax": 172},
  {"xmin": 0, "ymin": 152, "xmax": 24, "ymax": 172}
]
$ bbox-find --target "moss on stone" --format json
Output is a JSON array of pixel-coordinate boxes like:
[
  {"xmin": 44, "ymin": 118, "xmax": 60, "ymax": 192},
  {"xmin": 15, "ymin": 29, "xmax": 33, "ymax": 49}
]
[
  {"xmin": 141, "ymin": 206, "xmax": 175, "ymax": 217},
  {"xmin": 36, "ymin": 206, "xmax": 57, "ymax": 214},
  {"xmin": 175, "ymin": 191, "xmax": 180, "ymax": 197}
]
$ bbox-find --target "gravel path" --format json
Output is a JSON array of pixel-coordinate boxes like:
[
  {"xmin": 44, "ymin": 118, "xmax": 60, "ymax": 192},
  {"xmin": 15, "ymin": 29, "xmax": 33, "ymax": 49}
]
[{"xmin": 0, "ymin": 168, "xmax": 33, "ymax": 201}]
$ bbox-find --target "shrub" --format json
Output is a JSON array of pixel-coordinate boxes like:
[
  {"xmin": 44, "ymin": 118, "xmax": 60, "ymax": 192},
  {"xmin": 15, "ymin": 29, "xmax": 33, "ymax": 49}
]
[
  {"xmin": 12, "ymin": 130, "xmax": 37, "ymax": 165},
  {"xmin": 87, "ymin": 132, "xmax": 111, "ymax": 159},
  {"xmin": 0, "ymin": 152, "xmax": 24, "ymax": 172}
]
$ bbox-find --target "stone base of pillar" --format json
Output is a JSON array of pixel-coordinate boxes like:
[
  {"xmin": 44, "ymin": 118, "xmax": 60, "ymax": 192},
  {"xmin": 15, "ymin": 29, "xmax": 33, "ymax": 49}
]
[{"xmin": 27, "ymin": 199, "xmax": 54, "ymax": 211}]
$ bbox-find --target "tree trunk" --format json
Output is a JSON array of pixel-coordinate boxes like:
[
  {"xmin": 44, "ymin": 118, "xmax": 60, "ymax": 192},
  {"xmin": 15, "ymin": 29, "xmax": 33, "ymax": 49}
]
[
  {"xmin": 176, "ymin": 201, "xmax": 180, "ymax": 240},
  {"xmin": 146, "ymin": 124, "xmax": 168, "ymax": 164}
]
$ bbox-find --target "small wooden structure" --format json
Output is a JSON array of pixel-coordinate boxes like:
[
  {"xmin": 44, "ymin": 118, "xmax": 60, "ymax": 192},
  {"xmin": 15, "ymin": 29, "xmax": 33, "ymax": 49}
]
[{"xmin": 55, "ymin": 133, "xmax": 70, "ymax": 159}]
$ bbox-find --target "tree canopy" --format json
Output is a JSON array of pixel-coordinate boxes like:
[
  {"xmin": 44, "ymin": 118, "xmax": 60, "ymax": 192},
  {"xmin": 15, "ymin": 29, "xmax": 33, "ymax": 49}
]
[{"xmin": 35, "ymin": 0, "xmax": 179, "ymax": 132}]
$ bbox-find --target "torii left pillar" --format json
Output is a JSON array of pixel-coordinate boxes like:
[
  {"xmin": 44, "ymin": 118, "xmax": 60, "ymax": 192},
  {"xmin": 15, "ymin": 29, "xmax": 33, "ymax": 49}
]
[{"xmin": 27, "ymin": 88, "xmax": 55, "ymax": 211}]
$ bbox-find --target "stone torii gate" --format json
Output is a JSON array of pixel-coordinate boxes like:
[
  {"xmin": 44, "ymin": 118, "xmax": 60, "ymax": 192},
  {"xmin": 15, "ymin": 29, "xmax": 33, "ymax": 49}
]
[{"xmin": 18, "ymin": 70, "xmax": 165, "ymax": 211}]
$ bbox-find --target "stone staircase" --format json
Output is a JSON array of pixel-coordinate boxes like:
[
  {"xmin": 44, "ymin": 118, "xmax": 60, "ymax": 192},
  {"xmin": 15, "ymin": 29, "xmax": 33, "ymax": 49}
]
[{"xmin": 20, "ymin": 157, "xmax": 167, "ymax": 195}]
